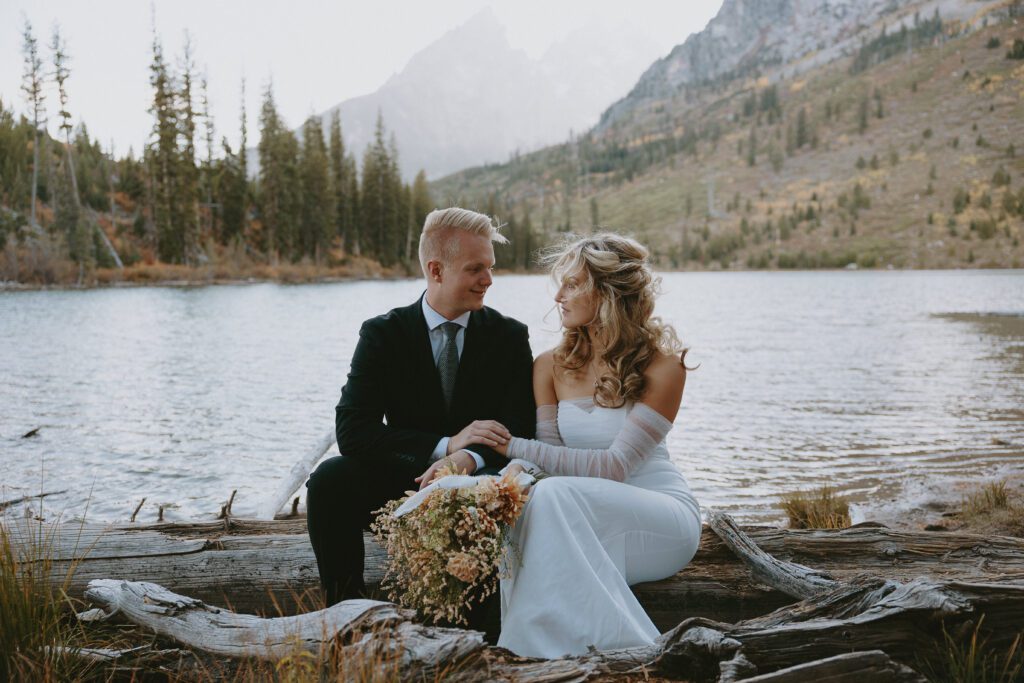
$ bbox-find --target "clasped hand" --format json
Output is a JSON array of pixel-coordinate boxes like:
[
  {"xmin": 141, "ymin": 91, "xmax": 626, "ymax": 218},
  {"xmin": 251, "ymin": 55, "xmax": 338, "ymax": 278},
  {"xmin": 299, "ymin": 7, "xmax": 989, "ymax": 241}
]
[{"xmin": 415, "ymin": 419, "xmax": 511, "ymax": 490}]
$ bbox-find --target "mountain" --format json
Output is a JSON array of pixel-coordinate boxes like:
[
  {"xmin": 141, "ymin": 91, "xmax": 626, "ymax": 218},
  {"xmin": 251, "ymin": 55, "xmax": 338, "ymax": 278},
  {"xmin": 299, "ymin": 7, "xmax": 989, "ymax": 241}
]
[
  {"xmin": 432, "ymin": 0, "xmax": 1024, "ymax": 271},
  {"xmin": 315, "ymin": 9, "xmax": 663, "ymax": 180},
  {"xmin": 600, "ymin": 0, "xmax": 1003, "ymax": 130}
]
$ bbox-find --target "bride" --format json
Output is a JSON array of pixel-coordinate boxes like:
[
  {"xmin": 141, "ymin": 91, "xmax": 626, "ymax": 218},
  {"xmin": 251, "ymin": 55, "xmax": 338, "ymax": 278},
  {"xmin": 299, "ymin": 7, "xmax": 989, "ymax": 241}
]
[{"xmin": 482, "ymin": 233, "xmax": 701, "ymax": 658}]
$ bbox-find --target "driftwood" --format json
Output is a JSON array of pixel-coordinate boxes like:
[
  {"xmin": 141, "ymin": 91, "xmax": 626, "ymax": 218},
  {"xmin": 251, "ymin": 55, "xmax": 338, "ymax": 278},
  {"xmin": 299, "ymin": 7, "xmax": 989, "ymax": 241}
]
[
  {"xmin": 0, "ymin": 489, "xmax": 66, "ymax": 511},
  {"xmin": 257, "ymin": 427, "xmax": 335, "ymax": 520},
  {"xmin": 7, "ymin": 514, "xmax": 1024, "ymax": 625},
  {"xmin": 67, "ymin": 515, "xmax": 1024, "ymax": 681}
]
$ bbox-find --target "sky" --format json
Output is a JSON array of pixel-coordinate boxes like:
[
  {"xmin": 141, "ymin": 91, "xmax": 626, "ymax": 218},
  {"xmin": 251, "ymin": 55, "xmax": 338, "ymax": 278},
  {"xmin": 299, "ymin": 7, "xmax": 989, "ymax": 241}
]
[{"xmin": 1, "ymin": 0, "xmax": 723, "ymax": 158}]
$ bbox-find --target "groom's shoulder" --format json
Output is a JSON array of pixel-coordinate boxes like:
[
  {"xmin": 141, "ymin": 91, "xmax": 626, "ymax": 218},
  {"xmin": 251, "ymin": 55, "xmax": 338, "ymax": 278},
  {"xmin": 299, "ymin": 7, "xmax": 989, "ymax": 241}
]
[{"xmin": 359, "ymin": 300, "xmax": 420, "ymax": 337}]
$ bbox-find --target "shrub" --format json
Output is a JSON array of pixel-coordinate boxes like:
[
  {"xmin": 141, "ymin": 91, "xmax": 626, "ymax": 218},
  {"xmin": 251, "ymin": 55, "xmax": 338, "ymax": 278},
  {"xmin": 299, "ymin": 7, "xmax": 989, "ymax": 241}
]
[
  {"xmin": 923, "ymin": 127, "xmax": 933, "ymax": 139},
  {"xmin": 953, "ymin": 188, "xmax": 971, "ymax": 214},
  {"xmin": 1008, "ymin": 38, "xmax": 1024, "ymax": 60},
  {"xmin": 987, "ymin": 36, "xmax": 1002, "ymax": 49},
  {"xmin": 993, "ymin": 166, "xmax": 1011, "ymax": 187},
  {"xmin": 780, "ymin": 486, "xmax": 851, "ymax": 529}
]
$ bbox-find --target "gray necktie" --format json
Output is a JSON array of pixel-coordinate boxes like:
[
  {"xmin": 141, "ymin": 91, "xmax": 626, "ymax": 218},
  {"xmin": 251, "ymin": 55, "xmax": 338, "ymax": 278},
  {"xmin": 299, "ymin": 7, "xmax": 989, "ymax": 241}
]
[{"xmin": 438, "ymin": 322, "xmax": 460, "ymax": 409}]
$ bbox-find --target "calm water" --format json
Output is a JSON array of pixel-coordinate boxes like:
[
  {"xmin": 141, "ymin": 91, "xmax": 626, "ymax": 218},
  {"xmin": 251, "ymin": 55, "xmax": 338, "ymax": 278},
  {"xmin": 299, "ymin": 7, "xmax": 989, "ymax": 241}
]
[{"xmin": 1, "ymin": 271, "xmax": 1023, "ymax": 524}]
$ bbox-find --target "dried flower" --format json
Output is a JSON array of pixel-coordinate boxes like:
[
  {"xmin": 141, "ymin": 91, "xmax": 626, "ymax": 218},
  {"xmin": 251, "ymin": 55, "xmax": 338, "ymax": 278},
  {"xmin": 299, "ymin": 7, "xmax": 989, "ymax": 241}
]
[{"xmin": 371, "ymin": 471, "xmax": 530, "ymax": 625}]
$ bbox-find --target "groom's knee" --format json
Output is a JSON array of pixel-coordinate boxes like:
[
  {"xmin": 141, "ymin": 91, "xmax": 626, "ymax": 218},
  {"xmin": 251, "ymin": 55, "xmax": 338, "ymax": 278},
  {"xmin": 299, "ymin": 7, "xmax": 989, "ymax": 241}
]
[{"xmin": 306, "ymin": 455, "xmax": 365, "ymax": 505}]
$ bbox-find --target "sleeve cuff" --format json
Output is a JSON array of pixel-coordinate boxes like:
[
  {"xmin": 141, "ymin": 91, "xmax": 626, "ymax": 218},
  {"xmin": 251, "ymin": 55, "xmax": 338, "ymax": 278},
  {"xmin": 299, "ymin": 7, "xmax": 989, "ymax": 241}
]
[
  {"xmin": 430, "ymin": 437, "xmax": 450, "ymax": 463},
  {"xmin": 463, "ymin": 450, "xmax": 486, "ymax": 472}
]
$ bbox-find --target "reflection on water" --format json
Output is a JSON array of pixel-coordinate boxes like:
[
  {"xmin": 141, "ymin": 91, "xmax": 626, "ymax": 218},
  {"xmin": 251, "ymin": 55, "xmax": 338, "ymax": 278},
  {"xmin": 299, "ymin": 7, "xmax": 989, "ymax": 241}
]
[{"xmin": 1, "ymin": 271, "xmax": 1022, "ymax": 524}]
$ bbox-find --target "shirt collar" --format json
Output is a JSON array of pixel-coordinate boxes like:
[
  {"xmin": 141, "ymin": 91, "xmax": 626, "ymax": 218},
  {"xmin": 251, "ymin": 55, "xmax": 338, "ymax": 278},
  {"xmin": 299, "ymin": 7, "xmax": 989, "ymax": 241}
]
[{"xmin": 422, "ymin": 295, "xmax": 471, "ymax": 331}]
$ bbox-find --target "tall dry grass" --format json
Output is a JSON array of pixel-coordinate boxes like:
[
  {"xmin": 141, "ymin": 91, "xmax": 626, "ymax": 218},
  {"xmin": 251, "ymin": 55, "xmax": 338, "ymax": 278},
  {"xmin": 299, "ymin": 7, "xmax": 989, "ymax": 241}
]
[
  {"xmin": 959, "ymin": 480, "xmax": 1024, "ymax": 537},
  {"xmin": 779, "ymin": 485, "xmax": 852, "ymax": 529},
  {"xmin": 918, "ymin": 616, "xmax": 1024, "ymax": 683},
  {"xmin": 0, "ymin": 521, "xmax": 99, "ymax": 681}
]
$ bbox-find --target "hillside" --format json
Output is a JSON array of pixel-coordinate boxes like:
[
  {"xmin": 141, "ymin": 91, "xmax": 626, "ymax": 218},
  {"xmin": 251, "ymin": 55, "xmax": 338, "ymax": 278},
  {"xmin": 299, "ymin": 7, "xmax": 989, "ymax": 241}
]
[{"xmin": 432, "ymin": 1, "xmax": 1024, "ymax": 270}]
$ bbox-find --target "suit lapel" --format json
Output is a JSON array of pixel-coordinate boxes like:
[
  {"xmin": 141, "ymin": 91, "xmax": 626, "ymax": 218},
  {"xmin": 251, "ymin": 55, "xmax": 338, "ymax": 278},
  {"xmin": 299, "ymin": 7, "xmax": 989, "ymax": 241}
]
[
  {"xmin": 403, "ymin": 295, "xmax": 446, "ymax": 420},
  {"xmin": 452, "ymin": 309, "xmax": 488, "ymax": 414}
]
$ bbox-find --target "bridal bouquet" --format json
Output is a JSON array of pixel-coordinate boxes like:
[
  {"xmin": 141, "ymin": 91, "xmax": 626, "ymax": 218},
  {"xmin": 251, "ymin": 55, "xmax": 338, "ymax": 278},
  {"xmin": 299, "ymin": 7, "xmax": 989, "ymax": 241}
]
[{"xmin": 371, "ymin": 465, "xmax": 532, "ymax": 625}]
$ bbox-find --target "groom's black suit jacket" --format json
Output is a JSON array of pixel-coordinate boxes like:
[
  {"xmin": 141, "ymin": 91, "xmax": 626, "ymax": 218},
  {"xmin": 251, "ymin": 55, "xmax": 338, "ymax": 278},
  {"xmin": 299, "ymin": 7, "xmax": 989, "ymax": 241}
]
[{"xmin": 335, "ymin": 295, "xmax": 536, "ymax": 471}]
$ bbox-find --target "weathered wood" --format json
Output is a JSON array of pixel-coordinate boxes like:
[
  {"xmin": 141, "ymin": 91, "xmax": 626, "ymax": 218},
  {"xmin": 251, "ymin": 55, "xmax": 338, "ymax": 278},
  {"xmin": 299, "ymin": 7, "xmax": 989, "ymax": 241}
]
[
  {"xmin": 8, "ymin": 516, "xmax": 1024, "ymax": 625},
  {"xmin": 258, "ymin": 427, "xmax": 335, "ymax": 520},
  {"xmin": 77, "ymin": 574, "xmax": 1024, "ymax": 681},
  {"xmin": 81, "ymin": 579, "xmax": 484, "ymax": 667},
  {"xmin": 655, "ymin": 577, "xmax": 1024, "ymax": 680},
  {"xmin": 0, "ymin": 489, "xmax": 66, "ymax": 511},
  {"xmin": 732, "ymin": 650, "xmax": 926, "ymax": 682},
  {"xmin": 706, "ymin": 509, "xmax": 838, "ymax": 599}
]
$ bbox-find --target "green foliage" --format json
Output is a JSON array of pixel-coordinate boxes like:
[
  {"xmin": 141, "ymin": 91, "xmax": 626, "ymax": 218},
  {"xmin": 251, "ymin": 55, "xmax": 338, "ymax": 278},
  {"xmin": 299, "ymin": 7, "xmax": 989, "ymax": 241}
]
[
  {"xmin": 298, "ymin": 115, "xmax": 334, "ymax": 260},
  {"xmin": 971, "ymin": 218, "xmax": 996, "ymax": 239},
  {"xmin": 992, "ymin": 166, "xmax": 1011, "ymax": 187},
  {"xmin": 953, "ymin": 187, "xmax": 971, "ymax": 214},
  {"xmin": 1007, "ymin": 38, "xmax": 1024, "ymax": 60},
  {"xmin": 987, "ymin": 36, "xmax": 1002, "ymax": 49}
]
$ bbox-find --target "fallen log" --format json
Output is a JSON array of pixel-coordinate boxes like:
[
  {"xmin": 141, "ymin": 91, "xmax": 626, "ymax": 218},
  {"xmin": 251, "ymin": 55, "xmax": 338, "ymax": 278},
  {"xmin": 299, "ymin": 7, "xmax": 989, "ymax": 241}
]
[
  {"xmin": 70, "ymin": 517, "xmax": 1024, "ymax": 681},
  {"xmin": 6, "ymin": 516, "xmax": 1024, "ymax": 626}
]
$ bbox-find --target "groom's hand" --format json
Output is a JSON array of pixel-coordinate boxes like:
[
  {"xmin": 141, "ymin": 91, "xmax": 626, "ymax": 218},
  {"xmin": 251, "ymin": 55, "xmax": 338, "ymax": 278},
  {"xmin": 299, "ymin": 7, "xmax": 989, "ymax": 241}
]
[
  {"xmin": 447, "ymin": 420, "xmax": 511, "ymax": 454},
  {"xmin": 415, "ymin": 450, "xmax": 478, "ymax": 490}
]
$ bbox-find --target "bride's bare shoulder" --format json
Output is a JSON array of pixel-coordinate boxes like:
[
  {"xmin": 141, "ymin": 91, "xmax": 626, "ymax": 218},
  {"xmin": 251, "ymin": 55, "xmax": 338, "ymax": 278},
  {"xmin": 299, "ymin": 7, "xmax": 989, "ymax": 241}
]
[
  {"xmin": 534, "ymin": 349, "xmax": 556, "ymax": 371},
  {"xmin": 645, "ymin": 351, "xmax": 687, "ymax": 391}
]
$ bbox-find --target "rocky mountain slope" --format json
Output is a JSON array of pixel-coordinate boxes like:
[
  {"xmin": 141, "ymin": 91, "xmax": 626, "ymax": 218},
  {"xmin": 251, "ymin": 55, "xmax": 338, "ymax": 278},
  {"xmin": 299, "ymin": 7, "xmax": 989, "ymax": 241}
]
[{"xmin": 433, "ymin": 0, "xmax": 1024, "ymax": 270}]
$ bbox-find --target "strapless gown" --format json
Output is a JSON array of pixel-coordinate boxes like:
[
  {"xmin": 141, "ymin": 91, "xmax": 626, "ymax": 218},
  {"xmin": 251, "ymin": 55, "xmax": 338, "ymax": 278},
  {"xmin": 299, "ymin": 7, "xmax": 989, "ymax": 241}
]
[{"xmin": 497, "ymin": 399, "xmax": 701, "ymax": 658}]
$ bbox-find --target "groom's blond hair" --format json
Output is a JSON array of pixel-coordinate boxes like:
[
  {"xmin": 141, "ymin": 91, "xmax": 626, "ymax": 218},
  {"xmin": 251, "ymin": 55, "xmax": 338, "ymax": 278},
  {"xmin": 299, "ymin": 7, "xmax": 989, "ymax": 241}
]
[{"xmin": 418, "ymin": 207, "xmax": 508, "ymax": 276}]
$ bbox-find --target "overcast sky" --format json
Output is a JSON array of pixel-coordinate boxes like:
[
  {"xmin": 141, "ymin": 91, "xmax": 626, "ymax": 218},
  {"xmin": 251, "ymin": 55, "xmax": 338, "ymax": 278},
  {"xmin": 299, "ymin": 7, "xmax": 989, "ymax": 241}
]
[{"xmin": 1, "ymin": 0, "xmax": 723, "ymax": 157}]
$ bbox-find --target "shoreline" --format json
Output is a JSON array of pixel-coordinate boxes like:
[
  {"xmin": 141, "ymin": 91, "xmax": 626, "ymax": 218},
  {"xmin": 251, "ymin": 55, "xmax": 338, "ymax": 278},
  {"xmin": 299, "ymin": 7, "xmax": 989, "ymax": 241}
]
[{"xmin": 3, "ymin": 264, "xmax": 1023, "ymax": 293}]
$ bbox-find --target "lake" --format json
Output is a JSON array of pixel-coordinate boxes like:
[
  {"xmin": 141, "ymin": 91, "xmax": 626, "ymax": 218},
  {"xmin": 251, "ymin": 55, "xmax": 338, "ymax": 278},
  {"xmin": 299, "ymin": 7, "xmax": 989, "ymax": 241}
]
[{"xmin": 1, "ymin": 271, "xmax": 1022, "ymax": 524}]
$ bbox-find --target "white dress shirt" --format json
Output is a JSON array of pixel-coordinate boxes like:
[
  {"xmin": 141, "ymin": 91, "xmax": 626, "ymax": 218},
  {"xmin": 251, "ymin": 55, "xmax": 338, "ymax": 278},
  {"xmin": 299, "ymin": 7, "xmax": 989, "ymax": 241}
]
[{"xmin": 422, "ymin": 296, "xmax": 485, "ymax": 471}]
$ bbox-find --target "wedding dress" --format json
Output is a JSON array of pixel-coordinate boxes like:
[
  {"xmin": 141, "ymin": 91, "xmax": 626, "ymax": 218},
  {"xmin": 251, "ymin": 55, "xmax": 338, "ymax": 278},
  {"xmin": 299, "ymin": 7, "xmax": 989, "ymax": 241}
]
[{"xmin": 496, "ymin": 397, "xmax": 701, "ymax": 658}]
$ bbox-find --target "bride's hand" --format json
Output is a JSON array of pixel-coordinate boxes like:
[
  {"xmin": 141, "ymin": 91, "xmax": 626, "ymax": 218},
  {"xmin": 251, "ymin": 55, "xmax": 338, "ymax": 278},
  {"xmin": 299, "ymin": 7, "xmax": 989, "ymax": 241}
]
[
  {"xmin": 503, "ymin": 462, "xmax": 525, "ymax": 477},
  {"xmin": 448, "ymin": 420, "xmax": 510, "ymax": 454}
]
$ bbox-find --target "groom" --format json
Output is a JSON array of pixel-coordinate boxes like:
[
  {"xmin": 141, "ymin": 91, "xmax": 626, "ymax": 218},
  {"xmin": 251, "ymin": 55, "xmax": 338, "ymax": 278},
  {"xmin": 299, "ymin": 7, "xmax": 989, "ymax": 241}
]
[{"xmin": 306, "ymin": 207, "xmax": 536, "ymax": 606}]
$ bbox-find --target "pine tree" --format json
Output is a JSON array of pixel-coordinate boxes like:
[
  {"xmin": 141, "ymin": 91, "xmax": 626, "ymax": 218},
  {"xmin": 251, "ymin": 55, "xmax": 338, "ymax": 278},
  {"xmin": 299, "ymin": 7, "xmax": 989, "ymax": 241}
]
[
  {"xmin": 747, "ymin": 125, "xmax": 757, "ymax": 166},
  {"xmin": 796, "ymin": 107, "xmax": 808, "ymax": 149},
  {"xmin": 21, "ymin": 19, "xmax": 46, "ymax": 232},
  {"xmin": 299, "ymin": 115, "xmax": 334, "ymax": 262},
  {"xmin": 216, "ymin": 138, "xmax": 245, "ymax": 244},
  {"xmin": 176, "ymin": 34, "xmax": 201, "ymax": 263},
  {"xmin": 410, "ymin": 169, "xmax": 432, "ymax": 265},
  {"xmin": 345, "ymin": 153, "xmax": 360, "ymax": 256},
  {"xmin": 199, "ymin": 71, "xmax": 216, "ymax": 241},
  {"xmin": 257, "ymin": 81, "xmax": 284, "ymax": 259},
  {"xmin": 328, "ymin": 110, "xmax": 349, "ymax": 251},
  {"xmin": 149, "ymin": 32, "xmax": 182, "ymax": 262},
  {"xmin": 520, "ymin": 208, "xmax": 533, "ymax": 270}
]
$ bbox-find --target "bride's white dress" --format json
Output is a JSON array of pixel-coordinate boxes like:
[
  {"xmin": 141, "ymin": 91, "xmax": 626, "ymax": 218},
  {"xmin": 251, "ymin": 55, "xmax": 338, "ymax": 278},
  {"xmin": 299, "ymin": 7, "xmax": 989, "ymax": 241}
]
[{"xmin": 497, "ymin": 398, "xmax": 701, "ymax": 658}]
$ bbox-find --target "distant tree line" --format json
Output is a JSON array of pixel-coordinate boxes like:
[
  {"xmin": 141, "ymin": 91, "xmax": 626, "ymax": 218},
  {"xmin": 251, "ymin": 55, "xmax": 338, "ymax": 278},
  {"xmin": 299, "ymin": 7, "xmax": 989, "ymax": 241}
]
[{"xmin": 1, "ymin": 20, "xmax": 433, "ymax": 278}]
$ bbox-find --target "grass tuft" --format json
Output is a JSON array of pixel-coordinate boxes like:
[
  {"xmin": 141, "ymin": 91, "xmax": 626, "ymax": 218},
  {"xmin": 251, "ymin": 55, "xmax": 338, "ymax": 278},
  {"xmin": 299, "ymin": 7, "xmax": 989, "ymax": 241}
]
[
  {"xmin": 780, "ymin": 486, "xmax": 851, "ymax": 529},
  {"xmin": 918, "ymin": 616, "xmax": 1024, "ymax": 683},
  {"xmin": 959, "ymin": 480, "xmax": 1024, "ymax": 537},
  {"xmin": 0, "ymin": 521, "xmax": 98, "ymax": 681}
]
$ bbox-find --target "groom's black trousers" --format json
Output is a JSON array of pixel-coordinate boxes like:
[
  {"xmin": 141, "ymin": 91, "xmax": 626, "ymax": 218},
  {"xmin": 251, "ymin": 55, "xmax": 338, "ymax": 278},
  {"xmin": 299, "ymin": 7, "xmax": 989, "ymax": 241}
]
[
  {"xmin": 306, "ymin": 454, "xmax": 504, "ymax": 613},
  {"xmin": 305, "ymin": 453, "xmax": 421, "ymax": 605}
]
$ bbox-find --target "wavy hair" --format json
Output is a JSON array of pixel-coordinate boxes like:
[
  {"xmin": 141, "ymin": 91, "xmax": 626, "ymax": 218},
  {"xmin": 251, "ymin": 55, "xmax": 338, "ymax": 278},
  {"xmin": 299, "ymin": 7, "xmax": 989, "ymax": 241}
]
[{"xmin": 542, "ymin": 233, "xmax": 687, "ymax": 408}]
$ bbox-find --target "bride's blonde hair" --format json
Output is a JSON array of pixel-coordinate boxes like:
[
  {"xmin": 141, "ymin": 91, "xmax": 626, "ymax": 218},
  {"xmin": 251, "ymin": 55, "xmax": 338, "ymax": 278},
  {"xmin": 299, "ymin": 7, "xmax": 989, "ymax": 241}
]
[{"xmin": 542, "ymin": 233, "xmax": 687, "ymax": 408}]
